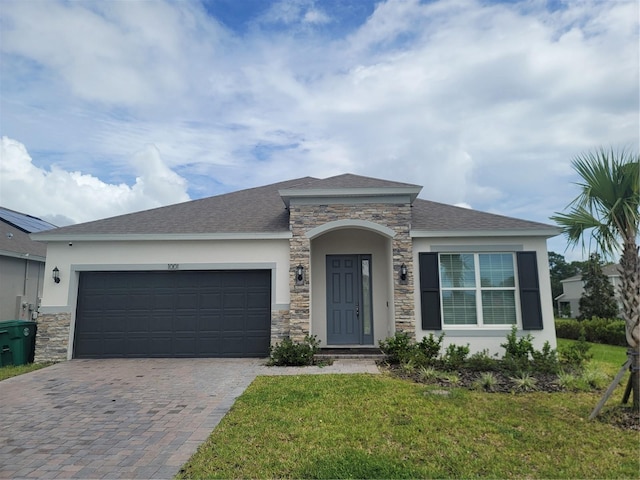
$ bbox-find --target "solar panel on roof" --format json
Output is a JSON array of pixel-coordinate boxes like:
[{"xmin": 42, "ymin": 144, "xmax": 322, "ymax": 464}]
[{"xmin": 0, "ymin": 208, "xmax": 56, "ymax": 233}]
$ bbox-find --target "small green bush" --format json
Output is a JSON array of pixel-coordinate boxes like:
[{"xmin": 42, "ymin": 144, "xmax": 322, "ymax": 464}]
[
  {"xmin": 558, "ymin": 335, "xmax": 592, "ymax": 370},
  {"xmin": 510, "ymin": 372, "xmax": 538, "ymax": 392},
  {"xmin": 555, "ymin": 319, "xmax": 581, "ymax": 340},
  {"xmin": 268, "ymin": 335, "xmax": 320, "ymax": 366},
  {"xmin": 442, "ymin": 343, "xmax": 469, "ymax": 370},
  {"xmin": 555, "ymin": 317, "xmax": 626, "ymax": 346},
  {"xmin": 501, "ymin": 326, "xmax": 534, "ymax": 373},
  {"xmin": 473, "ymin": 372, "xmax": 498, "ymax": 392},
  {"xmin": 531, "ymin": 341, "xmax": 560, "ymax": 374},
  {"xmin": 379, "ymin": 332, "xmax": 415, "ymax": 364},
  {"xmin": 582, "ymin": 317, "xmax": 627, "ymax": 346},
  {"xmin": 465, "ymin": 349, "xmax": 500, "ymax": 372},
  {"xmin": 417, "ymin": 333, "xmax": 444, "ymax": 364}
]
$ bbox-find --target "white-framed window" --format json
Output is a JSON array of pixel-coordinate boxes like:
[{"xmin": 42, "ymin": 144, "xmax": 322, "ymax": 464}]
[{"xmin": 439, "ymin": 253, "xmax": 517, "ymax": 326}]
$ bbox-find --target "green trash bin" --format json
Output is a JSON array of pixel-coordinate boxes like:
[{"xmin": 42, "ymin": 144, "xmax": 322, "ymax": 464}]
[{"xmin": 0, "ymin": 320, "xmax": 37, "ymax": 366}]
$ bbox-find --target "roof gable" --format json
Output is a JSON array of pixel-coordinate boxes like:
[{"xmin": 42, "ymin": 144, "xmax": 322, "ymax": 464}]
[
  {"xmin": 301, "ymin": 173, "xmax": 420, "ymax": 189},
  {"xmin": 279, "ymin": 173, "xmax": 422, "ymax": 207}
]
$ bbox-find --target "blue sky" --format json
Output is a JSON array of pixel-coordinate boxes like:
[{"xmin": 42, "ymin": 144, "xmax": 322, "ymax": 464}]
[{"xmin": 0, "ymin": 0, "xmax": 638, "ymax": 260}]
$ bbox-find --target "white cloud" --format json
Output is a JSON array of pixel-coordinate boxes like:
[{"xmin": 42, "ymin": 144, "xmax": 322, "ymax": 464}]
[
  {"xmin": 257, "ymin": 0, "xmax": 330, "ymax": 26},
  {"xmin": 0, "ymin": 0, "xmax": 637, "ymax": 239},
  {"xmin": 0, "ymin": 137, "xmax": 190, "ymax": 225}
]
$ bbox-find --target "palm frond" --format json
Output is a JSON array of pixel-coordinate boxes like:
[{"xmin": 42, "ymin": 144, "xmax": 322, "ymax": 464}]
[{"xmin": 552, "ymin": 146, "xmax": 639, "ymax": 258}]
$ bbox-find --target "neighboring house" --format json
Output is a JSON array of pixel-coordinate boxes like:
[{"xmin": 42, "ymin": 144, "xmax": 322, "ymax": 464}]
[
  {"xmin": 31, "ymin": 174, "xmax": 559, "ymax": 362},
  {"xmin": 0, "ymin": 207, "xmax": 56, "ymax": 321},
  {"xmin": 555, "ymin": 264, "xmax": 622, "ymax": 318}
]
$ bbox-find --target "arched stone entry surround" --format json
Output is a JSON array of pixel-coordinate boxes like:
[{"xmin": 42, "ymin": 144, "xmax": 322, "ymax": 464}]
[{"xmin": 287, "ymin": 206, "xmax": 415, "ymax": 343}]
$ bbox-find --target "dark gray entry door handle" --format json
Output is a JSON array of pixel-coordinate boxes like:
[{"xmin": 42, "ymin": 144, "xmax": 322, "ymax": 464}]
[{"xmin": 356, "ymin": 305, "xmax": 359, "ymax": 317}]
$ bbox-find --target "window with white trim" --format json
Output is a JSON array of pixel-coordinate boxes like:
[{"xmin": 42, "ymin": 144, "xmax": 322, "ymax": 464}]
[{"xmin": 439, "ymin": 253, "xmax": 517, "ymax": 326}]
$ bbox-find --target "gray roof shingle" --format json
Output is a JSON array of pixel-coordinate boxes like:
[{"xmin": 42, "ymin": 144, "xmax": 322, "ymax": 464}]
[
  {"xmin": 411, "ymin": 198, "xmax": 556, "ymax": 232},
  {"xmin": 32, "ymin": 174, "xmax": 557, "ymax": 238}
]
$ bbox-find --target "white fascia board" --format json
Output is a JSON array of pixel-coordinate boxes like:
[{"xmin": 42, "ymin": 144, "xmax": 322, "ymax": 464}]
[
  {"xmin": 279, "ymin": 186, "xmax": 422, "ymax": 206},
  {"xmin": 410, "ymin": 228, "xmax": 560, "ymax": 239},
  {"xmin": 31, "ymin": 232, "xmax": 293, "ymax": 242},
  {"xmin": 0, "ymin": 249, "xmax": 46, "ymax": 262}
]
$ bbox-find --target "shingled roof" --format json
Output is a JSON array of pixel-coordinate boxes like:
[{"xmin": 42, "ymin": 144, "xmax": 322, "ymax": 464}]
[
  {"xmin": 1, "ymin": 207, "xmax": 56, "ymax": 258},
  {"xmin": 32, "ymin": 174, "xmax": 557, "ymax": 239}
]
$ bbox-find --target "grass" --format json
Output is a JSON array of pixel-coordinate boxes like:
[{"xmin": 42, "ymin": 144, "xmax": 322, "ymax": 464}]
[
  {"xmin": 0, "ymin": 362, "xmax": 51, "ymax": 381},
  {"xmin": 557, "ymin": 338, "xmax": 628, "ymax": 367},
  {"xmin": 178, "ymin": 372, "xmax": 639, "ymax": 479}
]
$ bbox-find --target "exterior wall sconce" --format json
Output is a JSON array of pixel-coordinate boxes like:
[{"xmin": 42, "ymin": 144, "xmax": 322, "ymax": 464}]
[
  {"xmin": 52, "ymin": 266, "xmax": 61, "ymax": 284},
  {"xmin": 295, "ymin": 264, "xmax": 305, "ymax": 286},
  {"xmin": 399, "ymin": 263, "xmax": 408, "ymax": 283}
]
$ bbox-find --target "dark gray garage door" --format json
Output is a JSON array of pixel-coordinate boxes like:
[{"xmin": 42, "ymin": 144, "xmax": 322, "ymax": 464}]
[{"xmin": 74, "ymin": 270, "xmax": 271, "ymax": 358}]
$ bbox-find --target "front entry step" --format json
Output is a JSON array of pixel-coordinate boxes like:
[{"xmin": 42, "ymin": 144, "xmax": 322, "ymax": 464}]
[{"xmin": 315, "ymin": 348, "xmax": 384, "ymax": 361}]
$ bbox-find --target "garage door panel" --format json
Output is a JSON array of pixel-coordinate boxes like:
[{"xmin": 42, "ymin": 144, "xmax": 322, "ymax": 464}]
[
  {"xmin": 127, "ymin": 316, "xmax": 150, "ymax": 334},
  {"xmin": 75, "ymin": 270, "xmax": 271, "ymax": 358},
  {"xmin": 247, "ymin": 290, "xmax": 270, "ymax": 308},
  {"xmin": 196, "ymin": 336, "xmax": 223, "ymax": 355},
  {"xmin": 176, "ymin": 293, "xmax": 198, "ymax": 309},
  {"xmin": 246, "ymin": 314, "xmax": 271, "ymax": 331},
  {"xmin": 200, "ymin": 293, "xmax": 222, "ymax": 309},
  {"xmin": 152, "ymin": 294, "xmax": 174, "ymax": 310},
  {"xmin": 152, "ymin": 316, "xmax": 173, "ymax": 332},
  {"xmin": 172, "ymin": 336, "xmax": 197, "ymax": 353},
  {"xmin": 223, "ymin": 292, "xmax": 245, "ymax": 309},
  {"xmin": 198, "ymin": 315, "xmax": 223, "ymax": 332}
]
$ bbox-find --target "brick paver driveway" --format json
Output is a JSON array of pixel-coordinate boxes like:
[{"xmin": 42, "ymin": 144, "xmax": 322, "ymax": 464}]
[{"xmin": 0, "ymin": 358, "xmax": 266, "ymax": 479}]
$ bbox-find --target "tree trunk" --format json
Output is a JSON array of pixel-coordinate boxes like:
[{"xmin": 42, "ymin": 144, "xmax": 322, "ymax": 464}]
[
  {"xmin": 619, "ymin": 241, "xmax": 639, "ymax": 411},
  {"xmin": 632, "ymin": 349, "xmax": 640, "ymax": 412}
]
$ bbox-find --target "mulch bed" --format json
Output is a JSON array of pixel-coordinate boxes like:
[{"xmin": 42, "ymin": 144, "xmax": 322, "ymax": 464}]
[{"xmin": 380, "ymin": 363, "xmax": 640, "ymax": 431}]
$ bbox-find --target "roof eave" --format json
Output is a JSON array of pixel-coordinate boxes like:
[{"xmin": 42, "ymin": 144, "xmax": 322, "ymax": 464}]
[
  {"xmin": 0, "ymin": 249, "xmax": 46, "ymax": 262},
  {"xmin": 30, "ymin": 232, "xmax": 293, "ymax": 242},
  {"xmin": 279, "ymin": 186, "xmax": 422, "ymax": 207},
  {"xmin": 410, "ymin": 228, "xmax": 561, "ymax": 239}
]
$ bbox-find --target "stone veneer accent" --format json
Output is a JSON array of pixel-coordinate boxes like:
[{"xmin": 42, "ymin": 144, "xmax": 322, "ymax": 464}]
[
  {"xmin": 288, "ymin": 203, "xmax": 415, "ymax": 342},
  {"xmin": 271, "ymin": 309, "xmax": 291, "ymax": 345},
  {"xmin": 34, "ymin": 312, "xmax": 71, "ymax": 363}
]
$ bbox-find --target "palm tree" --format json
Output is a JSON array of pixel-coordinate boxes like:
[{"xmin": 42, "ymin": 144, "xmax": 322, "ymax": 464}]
[{"xmin": 551, "ymin": 147, "xmax": 639, "ymax": 410}]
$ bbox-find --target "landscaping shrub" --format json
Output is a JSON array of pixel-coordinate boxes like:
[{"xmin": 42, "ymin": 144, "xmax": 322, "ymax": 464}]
[
  {"xmin": 555, "ymin": 318, "xmax": 626, "ymax": 346},
  {"xmin": 501, "ymin": 326, "xmax": 534, "ymax": 373},
  {"xmin": 558, "ymin": 335, "xmax": 593, "ymax": 370},
  {"xmin": 555, "ymin": 318, "xmax": 582, "ymax": 340},
  {"xmin": 268, "ymin": 335, "xmax": 320, "ymax": 366},
  {"xmin": 582, "ymin": 317, "xmax": 627, "ymax": 346},
  {"xmin": 465, "ymin": 349, "xmax": 500, "ymax": 372},
  {"xmin": 416, "ymin": 333, "xmax": 444, "ymax": 364},
  {"xmin": 378, "ymin": 332, "xmax": 415, "ymax": 364},
  {"xmin": 531, "ymin": 341, "xmax": 560, "ymax": 374},
  {"xmin": 442, "ymin": 343, "xmax": 469, "ymax": 370}
]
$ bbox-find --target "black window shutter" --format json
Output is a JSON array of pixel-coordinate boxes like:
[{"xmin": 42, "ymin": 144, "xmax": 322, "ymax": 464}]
[
  {"xmin": 419, "ymin": 253, "xmax": 442, "ymax": 330},
  {"xmin": 517, "ymin": 251, "xmax": 543, "ymax": 330}
]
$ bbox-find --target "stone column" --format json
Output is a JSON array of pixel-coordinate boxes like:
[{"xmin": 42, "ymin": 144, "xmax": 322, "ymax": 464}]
[
  {"xmin": 392, "ymin": 220, "xmax": 415, "ymax": 337},
  {"xmin": 34, "ymin": 312, "xmax": 71, "ymax": 362},
  {"xmin": 288, "ymin": 206, "xmax": 311, "ymax": 342}
]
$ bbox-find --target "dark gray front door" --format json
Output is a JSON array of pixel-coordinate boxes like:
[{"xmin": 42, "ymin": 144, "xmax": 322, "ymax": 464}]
[{"xmin": 326, "ymin": 255, "xmax": 373, "ymax": 345}]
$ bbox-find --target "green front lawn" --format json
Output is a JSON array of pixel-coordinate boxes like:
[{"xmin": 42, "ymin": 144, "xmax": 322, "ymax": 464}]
[
  {"xmin": 0, "ymin": 362, "xmax": 52, "ymax": 381},
  {"xmin": 178, "ymin": 372, "xmax": 639, "ymax": 479},
  {"xmin": 557, "ymin": 338, "xmax": 629, "ymax": 367}
]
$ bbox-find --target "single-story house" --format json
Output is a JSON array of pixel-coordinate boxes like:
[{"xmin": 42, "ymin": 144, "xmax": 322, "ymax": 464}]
[
  {"xmin": 32, "ymin": 174, "xmax": 559, "ymax": 362},
  {"xmin": 0, "ymin": 207, "xmax": 56, "ymax": 321},
  {"xmin": 555, "ymin": 264, "xmax": 622, "ymax": 318}
]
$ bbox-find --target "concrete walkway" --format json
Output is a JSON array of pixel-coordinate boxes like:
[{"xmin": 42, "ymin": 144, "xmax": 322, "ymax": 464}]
[{"xmin": 0, "ymin": 358, "xmax": 379, "ymax": 479}]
